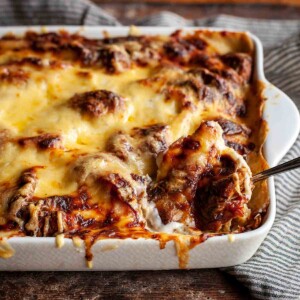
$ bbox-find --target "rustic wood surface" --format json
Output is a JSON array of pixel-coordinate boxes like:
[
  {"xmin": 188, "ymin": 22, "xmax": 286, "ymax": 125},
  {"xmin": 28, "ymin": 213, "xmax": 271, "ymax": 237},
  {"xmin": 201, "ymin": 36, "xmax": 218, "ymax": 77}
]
[
  {"xmin": 95, "ymin": 2, "xmax": 300, "ymax": 24},
  {"xmin": 2, "ymin": 2, "xmax": 299, "ymax": 300},
  {"xmin": 96, "ymin": 0, "xmax": 300, "ymax": 5},
  {"xmin": 0, "ymin": 269, "xmax": 251, "ymax": 299}
]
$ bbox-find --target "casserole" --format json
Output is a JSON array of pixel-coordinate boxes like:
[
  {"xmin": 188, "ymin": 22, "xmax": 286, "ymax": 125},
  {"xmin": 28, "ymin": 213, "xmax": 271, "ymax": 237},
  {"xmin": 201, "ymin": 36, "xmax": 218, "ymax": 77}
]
[{"xmin": 0, "ymin": 26, "xmax": 299, "ymax": 271}]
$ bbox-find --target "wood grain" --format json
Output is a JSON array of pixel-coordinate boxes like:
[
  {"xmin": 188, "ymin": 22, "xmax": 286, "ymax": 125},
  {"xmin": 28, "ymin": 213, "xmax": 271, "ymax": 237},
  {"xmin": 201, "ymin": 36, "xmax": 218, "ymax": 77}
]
[
  {"xmin": 95, "ymin": 0, "xmax": 300, "ymax": 5},
  {"xmin": 94, "ymin": 3, "xmax": 300, "ymax": 25},
  {"xmin": 0, "ymin": 269, "xmax": 251, "ymax": 300}
]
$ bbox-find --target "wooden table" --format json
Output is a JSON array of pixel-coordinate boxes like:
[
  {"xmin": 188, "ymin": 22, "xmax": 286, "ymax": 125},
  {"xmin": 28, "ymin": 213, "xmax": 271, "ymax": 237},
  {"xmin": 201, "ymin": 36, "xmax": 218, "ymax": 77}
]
[
  {"xmin": 1, "ymin": 2, "xmax": 299, "ymax": 299},
  {"xmin": 94, "ymin": 1, "xmax": 300, "ymax": 24},
  {"xmin": 0, "ymin": 269, "xmax": 250, "ymax": 299}
]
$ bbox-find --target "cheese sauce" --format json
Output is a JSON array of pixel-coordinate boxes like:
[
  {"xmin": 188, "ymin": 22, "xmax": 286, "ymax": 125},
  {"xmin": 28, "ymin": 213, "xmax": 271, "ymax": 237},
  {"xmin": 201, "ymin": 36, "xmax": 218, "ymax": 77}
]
[{"xmin": 0, "ymin": 29, "xmax": 269, "ymax": 267}]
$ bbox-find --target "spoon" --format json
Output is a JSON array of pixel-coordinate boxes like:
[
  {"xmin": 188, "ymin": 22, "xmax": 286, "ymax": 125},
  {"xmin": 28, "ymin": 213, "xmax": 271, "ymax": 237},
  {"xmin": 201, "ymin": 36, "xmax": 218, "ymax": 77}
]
[{"xmin": 252, "ymin": 157, "xmax": 300, "ymax": 183}]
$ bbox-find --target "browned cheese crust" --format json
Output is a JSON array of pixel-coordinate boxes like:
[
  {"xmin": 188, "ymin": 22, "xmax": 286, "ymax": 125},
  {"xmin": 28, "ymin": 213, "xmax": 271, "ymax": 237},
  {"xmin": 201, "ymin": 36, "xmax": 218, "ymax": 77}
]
[{"xmin": 0, "ymin": 29, "xmax": 269, "ymax": 262}]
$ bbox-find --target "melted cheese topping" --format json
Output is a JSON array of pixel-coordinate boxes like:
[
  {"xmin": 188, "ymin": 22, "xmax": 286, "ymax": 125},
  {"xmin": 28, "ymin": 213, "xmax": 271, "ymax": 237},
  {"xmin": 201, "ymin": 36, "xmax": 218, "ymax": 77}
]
[
  {"xmin": 0, "ymin": 238, "xmax": 15, "ymax": 258},
  {"xmin": 0, "ymin": 29, "xmax": 269, "ymax": 267}
]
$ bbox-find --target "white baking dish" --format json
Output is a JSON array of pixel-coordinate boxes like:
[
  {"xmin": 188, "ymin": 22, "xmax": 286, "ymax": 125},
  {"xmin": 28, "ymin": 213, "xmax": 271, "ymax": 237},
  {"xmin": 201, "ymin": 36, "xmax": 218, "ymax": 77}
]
[{"xmin": 0, "ymin": 26, "xmax": 299, "ymax": 271}]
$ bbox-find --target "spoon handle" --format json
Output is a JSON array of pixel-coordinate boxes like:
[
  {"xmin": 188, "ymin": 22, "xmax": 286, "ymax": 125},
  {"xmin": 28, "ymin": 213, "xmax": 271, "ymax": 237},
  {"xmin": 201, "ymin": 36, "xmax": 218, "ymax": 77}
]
[{"xmin": 252, "ymin": 157, "xmax": 300, "ymax": 183}]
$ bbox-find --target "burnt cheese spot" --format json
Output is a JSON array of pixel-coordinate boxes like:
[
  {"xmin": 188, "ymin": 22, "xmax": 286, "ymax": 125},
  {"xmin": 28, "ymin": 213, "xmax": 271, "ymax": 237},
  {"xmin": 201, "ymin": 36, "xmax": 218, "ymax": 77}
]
[
  {"xmin": 185, "ymin": 36, "xmax": 207, "ymax": 50},
  {"xmin": 219, "ymin": 155, "xmax": 236, "ymax": 175},
  {"xmin": 216, "ymin": 118, "xmax": 253, "ymax": 155},
  {"xmin": 177, "ymin": 79, "xmax": 201, "ymax": 94},
  {"xmin": 216, "ymin": 118, "xmax": 251, "ymax": 136},
  {"xmin": 107, "ymin": 132, "xmax": 134, "ymax": 161},
  {"xmin": 182, "ymin": 137, "xmax": 200, "ymax": 150},
  {"xmin": 26, "ymin": 32, "xmax": 63, "ymax": 52},
  {"xmin": 1, "ymin": 57, "xmax": 43, "ymax": 68},
  {"xmin": 164, "ymin": 41, "xmax": 190, "ymax": 60},
  {"xmin": 236, "ymin": 103, "xmax": 247, "ymax": 117},
  {"xmin": 188, "ymin": 68, "xmax": 230, "ymax": 99},
  {"xmin": 0, "ymin": 68, "xmax": 29, "ymax": 84},
  {"xmin": 97, "ymin": 45, "xmax": 131, "ymax": 73},
  {"xmin": 24, "ymin": 189, "xmax": 91, "ymax": 237},
  {"xmin": 221, "ymin": 53, "xmax": 252, "ymax": 82},
  {"xmin": 69, "ymin": 90, "xmax": 125, "ymax": 118},
  {"xmin": 18, "ymin": 134, "xmax": 62, "ymax": 150},
  {"xmin": 24, "ymin": 31, "xmax": 103, "ymax": 67},
  {"xmin": 132, "ymin": 124, "xmax": 169, "ymax": 156},
  {"xmin": 164, "ymin": 31, "xmax": 207, "ymax": 62},
  {"xmin": 76, "ymin": 71, "xmax": 92, "ymax": 79},
  {"xmin": 225, "ymin": 140, "xmax": 254, "ymax": 156},
  {"xmin": 200, "ymin": 69, "xmax": 227, "ymax": 92}
]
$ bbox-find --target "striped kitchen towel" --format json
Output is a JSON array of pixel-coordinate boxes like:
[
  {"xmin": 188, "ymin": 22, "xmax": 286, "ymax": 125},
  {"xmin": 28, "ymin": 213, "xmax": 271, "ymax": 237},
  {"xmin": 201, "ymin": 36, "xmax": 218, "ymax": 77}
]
[{"xmin": 1, "ymin": 1, "xmax": 300, "ymax": 299}]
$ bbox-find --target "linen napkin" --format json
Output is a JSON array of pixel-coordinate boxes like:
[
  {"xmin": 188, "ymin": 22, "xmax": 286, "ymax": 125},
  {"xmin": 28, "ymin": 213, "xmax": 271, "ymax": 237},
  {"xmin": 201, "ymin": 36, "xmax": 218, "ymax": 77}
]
[{"xmin": 1, "ymin": 1, "xmax": 300, "ymax": 299}]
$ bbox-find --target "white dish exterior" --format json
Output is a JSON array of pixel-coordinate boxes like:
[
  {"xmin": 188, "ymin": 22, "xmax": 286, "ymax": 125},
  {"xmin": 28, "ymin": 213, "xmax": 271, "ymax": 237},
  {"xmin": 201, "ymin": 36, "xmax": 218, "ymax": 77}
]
[{"xmin": 0, "ymin": 26, "xmax": 299, "ymax": 271}]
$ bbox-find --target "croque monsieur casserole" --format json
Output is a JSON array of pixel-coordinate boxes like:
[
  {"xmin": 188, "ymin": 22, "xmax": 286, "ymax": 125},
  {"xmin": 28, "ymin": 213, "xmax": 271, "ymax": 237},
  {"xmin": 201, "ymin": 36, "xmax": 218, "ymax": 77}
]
[{"xmin": 0, "ymin": 28, "xmax": 269, "ymax": 267}]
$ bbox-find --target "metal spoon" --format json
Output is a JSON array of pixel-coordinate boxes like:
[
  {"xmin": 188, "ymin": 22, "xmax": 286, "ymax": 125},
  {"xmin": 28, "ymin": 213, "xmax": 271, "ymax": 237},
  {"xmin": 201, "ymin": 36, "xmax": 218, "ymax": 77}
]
[{"xmin": 252, "ymin": 157, "xmax": 300, "ymax": 183}]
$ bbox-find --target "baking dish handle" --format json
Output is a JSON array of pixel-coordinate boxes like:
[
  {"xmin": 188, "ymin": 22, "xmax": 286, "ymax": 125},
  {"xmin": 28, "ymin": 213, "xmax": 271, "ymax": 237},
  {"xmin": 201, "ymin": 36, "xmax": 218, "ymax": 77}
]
[{"xmin": 263, "ymin": 81, "xmax": 300, "ymax": 166}]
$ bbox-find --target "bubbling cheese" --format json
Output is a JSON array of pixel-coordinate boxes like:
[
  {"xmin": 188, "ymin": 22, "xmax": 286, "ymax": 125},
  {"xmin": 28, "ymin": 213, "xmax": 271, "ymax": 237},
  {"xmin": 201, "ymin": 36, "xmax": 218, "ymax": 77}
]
[{"xmin": 0, "ymin": 29, "xmax": 268, "ymax": 266}]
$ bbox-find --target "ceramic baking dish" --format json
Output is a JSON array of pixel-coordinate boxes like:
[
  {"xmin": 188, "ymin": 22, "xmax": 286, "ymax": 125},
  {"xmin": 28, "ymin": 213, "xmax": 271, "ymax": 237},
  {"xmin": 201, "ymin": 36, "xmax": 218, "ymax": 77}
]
[{"xmin": 0, "ymin": 26, "xmax": 299, "ymax": 271}]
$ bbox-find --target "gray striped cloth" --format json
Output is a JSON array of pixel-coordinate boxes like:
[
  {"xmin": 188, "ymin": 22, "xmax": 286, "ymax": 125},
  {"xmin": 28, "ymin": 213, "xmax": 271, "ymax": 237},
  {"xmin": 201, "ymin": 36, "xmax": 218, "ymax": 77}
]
[{"xmin": 1, "ymin": 1, "xmax": 300, "ymax": 299}]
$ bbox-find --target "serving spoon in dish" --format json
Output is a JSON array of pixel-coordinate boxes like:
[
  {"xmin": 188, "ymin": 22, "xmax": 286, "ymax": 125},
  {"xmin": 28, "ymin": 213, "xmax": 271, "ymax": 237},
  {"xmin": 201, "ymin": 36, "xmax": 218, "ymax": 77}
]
[{"xmin": 252, "ymin": 157, "xmax": 300, "ymax": 183}]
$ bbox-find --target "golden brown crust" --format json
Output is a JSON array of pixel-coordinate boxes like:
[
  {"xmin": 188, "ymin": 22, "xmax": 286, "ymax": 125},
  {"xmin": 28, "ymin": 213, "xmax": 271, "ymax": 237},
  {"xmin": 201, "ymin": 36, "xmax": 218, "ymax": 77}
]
[
  {"xmin": 0, "ymin": 30, "xmax": 268, "ymax": 262},
  {"xmin": 18, "ymin": 134, "xmax": 62, "ymax": 150},
  {"xmin": 69, "ymin": 90, "xmax": 125, "ymax": 118},
  {"xmin": 0, "ymin": 67, "xmax": 29, "ymax": 85}
]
